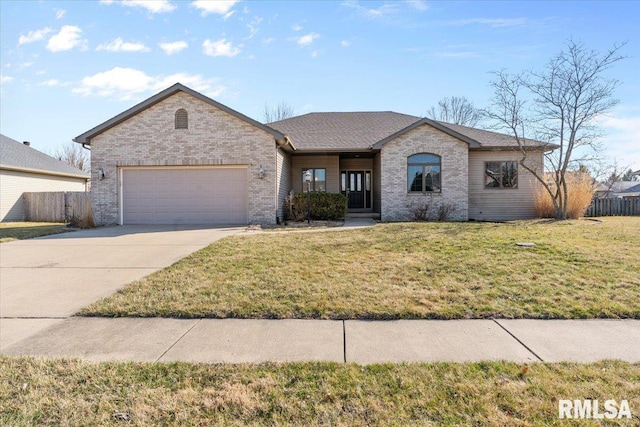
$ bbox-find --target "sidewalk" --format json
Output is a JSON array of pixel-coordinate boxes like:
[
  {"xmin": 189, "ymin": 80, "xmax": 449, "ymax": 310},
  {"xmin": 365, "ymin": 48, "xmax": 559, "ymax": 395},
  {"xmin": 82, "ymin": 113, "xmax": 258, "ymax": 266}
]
[{"xmin": 2, "ymin": 317, "xmax": 638, "ymax": 364}]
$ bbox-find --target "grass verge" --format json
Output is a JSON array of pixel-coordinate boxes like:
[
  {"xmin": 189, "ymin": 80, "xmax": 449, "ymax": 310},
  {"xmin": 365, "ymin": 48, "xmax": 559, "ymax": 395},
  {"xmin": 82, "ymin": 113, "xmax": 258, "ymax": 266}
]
[
  {"xmin": 0, "ymin": 222, "xmax": 73, "ymax": 243},
  {"xmin": 1, "ymin": 357, "xmax": 638, "ymax": 426},
  {"xmin": 81, "ymin": 218, "xmax": 640, "ymax": 320}
]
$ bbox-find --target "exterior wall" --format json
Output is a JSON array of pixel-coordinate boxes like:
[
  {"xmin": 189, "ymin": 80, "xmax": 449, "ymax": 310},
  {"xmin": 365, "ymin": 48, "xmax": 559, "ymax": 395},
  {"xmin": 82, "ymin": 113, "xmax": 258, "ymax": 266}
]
[
  {"xmin": 276, "ymin": 148, "xmax": 291, "ymax": 223},
  {"xmin": 339, "ymin": 158, "xmax": 373, "ymax": 171},
  {"xmin": 380, "ymin": 124, "xmax": 469, "ymax": 221},
  {"xmin": 468, "ymin": 150, "xmax": 543, "ymax": 221},
  {"xmin": 291, "ymin": 155, "xmax": 340, "ymax": 193},
  {"xmin": 0, "ymin": 169, "xmax": 87, "ymax": 221},
  {"xmin": 90, "ymin": 91, "xmax": 278, "ymax": 225},
  {"xmin": 373, "ymin": 153, "xmax": 381, "ymax": 214}
]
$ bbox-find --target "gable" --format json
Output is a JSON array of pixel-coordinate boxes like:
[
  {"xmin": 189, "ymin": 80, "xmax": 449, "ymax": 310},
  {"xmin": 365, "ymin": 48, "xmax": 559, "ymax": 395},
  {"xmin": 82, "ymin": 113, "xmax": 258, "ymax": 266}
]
[{"xmin": 74, "ymin": 83, "xmax": 285, "ymax": 145}]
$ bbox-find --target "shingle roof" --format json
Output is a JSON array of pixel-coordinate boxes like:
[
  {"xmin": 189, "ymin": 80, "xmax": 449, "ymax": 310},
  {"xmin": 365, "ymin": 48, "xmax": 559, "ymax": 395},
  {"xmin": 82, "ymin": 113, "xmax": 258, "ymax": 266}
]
[
  {"xmin": 0, "ymin": 134, "xmax": 89, "ymax": 179},
  {"xmin": 270, "ymin": 112, "xmax": 422, "ymax": 151},
  {"xmin": 270, "ymin": 112, "xmax": 550, "ymax": 151}
]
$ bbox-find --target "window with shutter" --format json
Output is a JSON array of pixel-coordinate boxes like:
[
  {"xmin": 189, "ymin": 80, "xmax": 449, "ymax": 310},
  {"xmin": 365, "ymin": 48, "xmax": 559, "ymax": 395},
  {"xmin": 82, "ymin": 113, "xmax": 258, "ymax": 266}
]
[{"xmin": 175, "ymin": 109, "xmax": 188, "ymax": 129}]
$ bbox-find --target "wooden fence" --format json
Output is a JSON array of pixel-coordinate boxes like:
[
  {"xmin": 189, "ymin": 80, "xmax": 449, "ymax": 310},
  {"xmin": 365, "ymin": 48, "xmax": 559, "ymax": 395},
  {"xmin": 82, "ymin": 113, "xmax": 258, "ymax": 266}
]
[
  {"xmin": 23, "ymin": 192, "xmax": 91, "ymax": 222},
  {"xmin": 585, "ymin": 197, "xmax": 640, "ymax": 217}
]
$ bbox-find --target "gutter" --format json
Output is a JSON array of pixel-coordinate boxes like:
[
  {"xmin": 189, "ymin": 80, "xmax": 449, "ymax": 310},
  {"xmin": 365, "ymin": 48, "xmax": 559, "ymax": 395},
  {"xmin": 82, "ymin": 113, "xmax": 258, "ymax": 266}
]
[{"xmin": 0, "ymin": 164, "xmax": 90, "ymax": 180}]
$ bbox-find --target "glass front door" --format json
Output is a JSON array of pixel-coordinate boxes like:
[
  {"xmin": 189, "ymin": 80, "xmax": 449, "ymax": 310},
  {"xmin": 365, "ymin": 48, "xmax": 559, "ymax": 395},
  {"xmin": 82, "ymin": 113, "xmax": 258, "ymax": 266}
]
[{"xmin": 341, "ymin": 170, "xmax": 372, "ymax": 210}]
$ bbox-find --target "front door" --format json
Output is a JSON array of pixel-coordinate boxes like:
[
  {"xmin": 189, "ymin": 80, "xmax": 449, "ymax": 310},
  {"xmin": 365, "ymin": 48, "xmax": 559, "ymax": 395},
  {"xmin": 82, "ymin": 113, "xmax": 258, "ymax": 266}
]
[{"xmin": 346, "ymin": 171, "xmax": 364, "ymax": 209}]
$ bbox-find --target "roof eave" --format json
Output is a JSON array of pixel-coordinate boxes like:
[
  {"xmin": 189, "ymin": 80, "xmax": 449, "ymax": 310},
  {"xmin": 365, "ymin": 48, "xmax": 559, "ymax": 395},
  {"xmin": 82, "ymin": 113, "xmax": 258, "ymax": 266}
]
[
  {"xmin": 74, "ymin": 83, "xmax": 285, "ymax": 144},
  {"xmin": 0, "ymin": 164, "xmax": 90, "ymax": 180}
]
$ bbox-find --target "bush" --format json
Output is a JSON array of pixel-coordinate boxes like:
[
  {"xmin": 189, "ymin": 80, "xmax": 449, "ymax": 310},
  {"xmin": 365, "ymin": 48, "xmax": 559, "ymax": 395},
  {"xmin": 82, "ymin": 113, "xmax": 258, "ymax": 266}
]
[
  {"xmin": 534, "ymin": 172, "xmax": 595, "ymax": 219},
  {"xmin": 408, "ymin": 194, "xmax": 457, "ymax": 222},
  {"xmin": 289, "ymin": 192, "xmax": 347, "ymax": 221}
]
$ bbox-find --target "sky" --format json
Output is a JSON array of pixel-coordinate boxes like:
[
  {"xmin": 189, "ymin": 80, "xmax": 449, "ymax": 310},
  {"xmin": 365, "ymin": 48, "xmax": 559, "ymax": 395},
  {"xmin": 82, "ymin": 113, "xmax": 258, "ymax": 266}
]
[{"xmin": 1, "ymin": 0, "xmax": 639, "ymax": 172}]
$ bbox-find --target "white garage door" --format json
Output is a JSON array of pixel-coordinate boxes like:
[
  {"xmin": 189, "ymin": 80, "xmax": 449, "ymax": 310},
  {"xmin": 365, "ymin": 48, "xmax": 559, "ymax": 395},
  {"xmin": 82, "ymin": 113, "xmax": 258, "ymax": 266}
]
[{"xmin": 122, "ymin": 167, "xmax": 248, "ymax": 225}]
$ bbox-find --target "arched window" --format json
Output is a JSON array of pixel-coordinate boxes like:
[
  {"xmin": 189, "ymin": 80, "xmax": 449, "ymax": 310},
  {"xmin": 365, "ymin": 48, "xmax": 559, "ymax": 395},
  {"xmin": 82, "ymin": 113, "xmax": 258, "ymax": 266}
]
[
  {"xmin": 175, "ymin": 109, "xmax": 188, "ymax": 129},
  {"xmin": 407, "ymin": 153, "xmax": 441, "ymax": 193}
]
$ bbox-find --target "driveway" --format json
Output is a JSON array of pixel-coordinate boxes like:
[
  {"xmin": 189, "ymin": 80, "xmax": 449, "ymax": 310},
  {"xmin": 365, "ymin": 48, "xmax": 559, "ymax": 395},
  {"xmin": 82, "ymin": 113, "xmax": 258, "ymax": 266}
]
[{"xmin": 0, "ymin": 225, "xmax": 242, "ymax": 350}]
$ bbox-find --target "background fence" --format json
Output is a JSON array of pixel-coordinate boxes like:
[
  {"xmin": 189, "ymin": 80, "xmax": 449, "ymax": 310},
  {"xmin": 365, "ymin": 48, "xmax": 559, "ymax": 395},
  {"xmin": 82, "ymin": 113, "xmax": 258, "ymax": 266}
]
[
  {"xmin": 23, "ymin": 192, "xmax": 91, "ymax": 222},
  {"xmin": 585, "ymin": 198, "xmax": 640, "ymax": 217}
]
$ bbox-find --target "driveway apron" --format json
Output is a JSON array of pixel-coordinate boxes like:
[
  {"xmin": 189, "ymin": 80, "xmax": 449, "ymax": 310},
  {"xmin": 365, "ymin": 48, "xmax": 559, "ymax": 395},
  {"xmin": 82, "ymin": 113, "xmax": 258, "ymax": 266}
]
[{"xmin": 0, "ymin": 225, "xmax": 241, "ymax": 350}]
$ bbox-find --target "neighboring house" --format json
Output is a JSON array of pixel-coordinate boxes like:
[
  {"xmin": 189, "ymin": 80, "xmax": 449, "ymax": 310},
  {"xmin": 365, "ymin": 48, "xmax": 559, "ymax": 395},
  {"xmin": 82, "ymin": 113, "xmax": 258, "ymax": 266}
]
[
  {"xmin": 1, "ymin": 134, "xmax": 90, "ymax": 222},
  {"xmin": 594, "ymin": 181, "xmax": 640, "ymax": 199},
  {"xmin": 74, "ymin": 83, "xmax": 551, "ymax": 226}
]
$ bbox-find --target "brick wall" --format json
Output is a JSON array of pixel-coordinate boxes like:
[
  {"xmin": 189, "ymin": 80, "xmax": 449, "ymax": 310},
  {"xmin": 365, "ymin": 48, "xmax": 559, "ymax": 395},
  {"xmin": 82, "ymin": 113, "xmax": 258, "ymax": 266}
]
[
  {"xmin": 380, "ymin": 124, "xmax": 469, "ymax": 221},
  {"xmin": 90, "ymin": 91, "xmax": 278, "ymax": 225}
]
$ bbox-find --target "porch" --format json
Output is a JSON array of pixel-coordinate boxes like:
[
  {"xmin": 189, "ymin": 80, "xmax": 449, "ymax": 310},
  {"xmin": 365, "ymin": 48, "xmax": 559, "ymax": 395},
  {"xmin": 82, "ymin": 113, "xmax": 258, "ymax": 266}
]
[{"xmin": 291, "ymin": 153, "xmax": 380, "ymax": 213}]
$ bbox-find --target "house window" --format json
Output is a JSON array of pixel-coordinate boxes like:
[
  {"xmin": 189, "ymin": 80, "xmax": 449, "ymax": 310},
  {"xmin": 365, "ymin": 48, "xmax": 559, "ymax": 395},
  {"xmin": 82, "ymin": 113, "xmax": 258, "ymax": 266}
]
[
  {"xmin": 175, "ymin": 109, "xmax": 188, "ymax": 129},
  {"xmin": 408, "ymin": 153, "xmax": 441, "ymax": 193},
  {"xmin": 485, "ymin": 161, "xmax": 518, "ymax": 188},
  {"xmin": 302, "ymin": 168, "xmax": 326, "ymax": 192}
]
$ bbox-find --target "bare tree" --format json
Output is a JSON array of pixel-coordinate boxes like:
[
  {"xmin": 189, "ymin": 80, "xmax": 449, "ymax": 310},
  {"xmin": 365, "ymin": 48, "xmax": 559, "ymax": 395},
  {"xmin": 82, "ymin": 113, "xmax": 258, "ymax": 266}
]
[
  {"xmin": 426, "ymin": 96, "xmax": 481, "ymax": 127},
  {"xmin": 484, "ymin": 39, "xmax": 625, "ymax": 220},
  {"xmin": 263, "ymin": 101, "xmax": 295, "ymax": 123},
  {"xmin": 50, "ymin": 142, "xmax": 90, "ymax": 173}
]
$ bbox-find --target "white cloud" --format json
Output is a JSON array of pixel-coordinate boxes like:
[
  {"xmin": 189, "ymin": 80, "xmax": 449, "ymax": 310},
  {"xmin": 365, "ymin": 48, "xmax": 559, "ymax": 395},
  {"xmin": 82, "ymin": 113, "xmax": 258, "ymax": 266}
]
[
  {"xmin": 291, "ymin": 23, "xmax": 303, "ymax": 31},
  {"xmin": 46, "ymin": 25, "xmax": 86, "ymax": 52},
  {"xmin": 245, "ymin": 16, "xmax": 262, "ymax": 39},
  {"xmin": 262, "ymin": 37, "xmax": 274, "ymax": 44},
  {"xmin": 191, "ymin": 0, "xmax": 238, "ymax": 16},
  {"xmin": 297, "ymin": 32, "xmax": 319, "ymax": 47},
  {"xmin": 444, "ymin": 18, "xmax": 527, "ymax": 28},
  {"xmin": 405, "ymin": 0, "xmax": 427, "ymax": 11},
  {"xmin": 55, "ymin": 9, "xmax": 66, "ymax": 19},
  {"xmin": 18, "ymin": 27, "xmax": 53, "ymax": 46},
  {"xmin": 158, "ymin": 40, "xmax": 188, "ymax": 55},
  {"xmin": 341, "ymin": 40, "xmax": 351, "ymax": 47},
  {"xmin": 311, "ymin": 50, "xmax": 320, "ymax": 58},
  {"xmin": 202, "ymin": 38, "xmax": 241, "ymax": 57},
  {"xmin": 73, "ymin": 66, "xmax": 224, "ymax": 100},
  {"xmin": 96, "ymin": 37, "xmax": 150, "ymax": 52},
  {"xmin": 342, "ymin": 1, "xmax": 399, "ymax": 19},
  {"xmin": 39, "ymin": 79, "xmax": 67, "ymax": 87},
  {"xmin": 121, "ymin": 0, "xmax": 176, "ymax": 13},
  {"xmin": 598, "ymin": 114, "xmax": 640, "ymax": 170},
  {"xmin": 1, "ymin": 74, "xmax": 14, "ymax": 84}
]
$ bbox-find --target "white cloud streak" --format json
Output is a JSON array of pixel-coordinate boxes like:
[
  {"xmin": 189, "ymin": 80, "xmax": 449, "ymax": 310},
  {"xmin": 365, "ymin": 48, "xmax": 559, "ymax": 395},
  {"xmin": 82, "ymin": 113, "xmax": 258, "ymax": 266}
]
[
  {"xmin": 191, "ymin": 0, "xmax": 238, "ymax": 16},
  {"xmin": 100, "ymin": 0, "xmax": 176, "ymax": 14},
  {"xmin": 202, "ymin": 38, "xmax": 241, "ymax": 57},
  {"xmin": 73, "ymin": 67, "xmax": 225, "ymax": 100},
  {"xmin": 297, "ymin": 32, "xmax": 319, "ymax": 47},
  {"xmin": 55, "ymin": 9, "xmax": 66, "ymax": 19},
  {"xmin": 46, "ymin": 25, "xmax": 86, "ymax": 52},
  {"xmin": 18, "ymin": 27, "xmax": 53, "ymax": 46},
  {"xmin": 158, "ymin": 40, "xmax": 188, "ymax": 55},
  {"xmin": 96, "ymin": 37, "xmax": 150, "ymax": 52},
  {"xmin": 1, "ymin": 74, "xmax": 14, "ymax": 84}
]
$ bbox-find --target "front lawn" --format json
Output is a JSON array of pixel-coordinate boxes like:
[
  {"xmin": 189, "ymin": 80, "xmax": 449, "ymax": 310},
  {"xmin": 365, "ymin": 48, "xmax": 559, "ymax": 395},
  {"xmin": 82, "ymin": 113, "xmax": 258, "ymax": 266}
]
[
  {"xmin": 81, "ymin": 218, "xmax": 640, "ymax": 319},
  {"xmin": 0, "ymin": 222, "xmax": 73, "ymax": 243},
  {"xmin": 1, "ymin": 357, "xmax": 638, "ymax": 426}
]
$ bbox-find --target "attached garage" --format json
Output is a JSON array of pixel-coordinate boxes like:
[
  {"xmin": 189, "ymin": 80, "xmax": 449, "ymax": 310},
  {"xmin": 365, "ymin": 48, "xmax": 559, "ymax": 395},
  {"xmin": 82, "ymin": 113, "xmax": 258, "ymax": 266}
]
[{"xmin": 121, "ymin": 167, "xmax": 248, "ymax": 225}]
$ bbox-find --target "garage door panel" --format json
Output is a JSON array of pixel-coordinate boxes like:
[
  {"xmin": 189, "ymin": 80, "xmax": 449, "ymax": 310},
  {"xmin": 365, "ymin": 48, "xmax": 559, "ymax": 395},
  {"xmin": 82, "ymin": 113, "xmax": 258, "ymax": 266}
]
[{"xmin": 122, "ymin": 168, "xmax": 248, "ymax": 225}]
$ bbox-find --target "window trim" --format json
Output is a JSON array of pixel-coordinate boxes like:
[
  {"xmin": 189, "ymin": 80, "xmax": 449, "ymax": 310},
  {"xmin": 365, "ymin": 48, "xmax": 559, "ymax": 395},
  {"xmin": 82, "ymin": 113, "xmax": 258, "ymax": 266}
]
[
  {"xmin": 407, "ymin": 153, "xmax": 442, "ymax": 194},
  {"xmin": 175, "ymin": 109, "xmax": 188, "ymax": 130},
  {"xmin": 484, "ymin": 161, "xmax": 519, "ymax": 189}
]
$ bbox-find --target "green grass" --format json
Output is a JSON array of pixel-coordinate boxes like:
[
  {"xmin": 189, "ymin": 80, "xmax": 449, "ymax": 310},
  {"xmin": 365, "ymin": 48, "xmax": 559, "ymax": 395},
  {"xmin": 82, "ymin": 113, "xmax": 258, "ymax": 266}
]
[
  {"xmin": 0, "ymin": 222, "xmax": 73, "ymax": 243},
  {"xmin": 81, "ymin": 217, "xmax": 640, "ymax": 320},
  {"xmin": 1, "ymin": 357, "xmax": 638, "ymax": 426}
]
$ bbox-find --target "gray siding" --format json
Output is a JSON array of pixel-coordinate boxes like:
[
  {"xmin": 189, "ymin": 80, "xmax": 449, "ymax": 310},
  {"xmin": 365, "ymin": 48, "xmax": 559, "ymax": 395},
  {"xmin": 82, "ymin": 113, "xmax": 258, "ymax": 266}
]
[
  {"xmin": 276, "ymin": 148, "xmax": 291, "ymax": 222},
  {"xmin": 1, "ymin": 170, "xmax": 87, "ymax": 221},
  {"xmin": 468, "ymin": 150, "xmax": 543, "ymax": 221},
  {"xmin": 291, "ymin": 155, "xmax": 340, "ymax": 193}
]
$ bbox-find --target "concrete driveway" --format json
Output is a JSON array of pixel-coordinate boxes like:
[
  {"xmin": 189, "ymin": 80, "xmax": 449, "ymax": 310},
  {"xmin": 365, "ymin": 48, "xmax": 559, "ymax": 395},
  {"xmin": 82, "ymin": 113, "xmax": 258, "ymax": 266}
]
[{"xmin": 0, "ymin": 225, "xmax": 242, "ymax": 350}]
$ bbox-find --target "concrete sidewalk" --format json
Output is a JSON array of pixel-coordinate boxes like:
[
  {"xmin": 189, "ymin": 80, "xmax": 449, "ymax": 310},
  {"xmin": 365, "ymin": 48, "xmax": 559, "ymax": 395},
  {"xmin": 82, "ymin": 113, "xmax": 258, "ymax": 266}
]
[{"xmin": 2, "ymin": 318, "xmax": 638, "ymax": 364}]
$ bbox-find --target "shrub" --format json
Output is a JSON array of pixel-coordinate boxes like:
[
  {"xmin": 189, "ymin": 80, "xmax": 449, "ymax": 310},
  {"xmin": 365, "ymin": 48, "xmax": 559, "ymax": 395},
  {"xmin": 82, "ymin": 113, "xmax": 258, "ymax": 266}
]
[
  {"xmin": 534, "ymin": 172, "xmax": 595, "ymax": 219},
  {"xmin": 408, "ymin": 195, "xmax": 456, "ymax": 222},
  {"xmin": 290, "ymin": 192, "xmax": 347, "ymax": 221}
]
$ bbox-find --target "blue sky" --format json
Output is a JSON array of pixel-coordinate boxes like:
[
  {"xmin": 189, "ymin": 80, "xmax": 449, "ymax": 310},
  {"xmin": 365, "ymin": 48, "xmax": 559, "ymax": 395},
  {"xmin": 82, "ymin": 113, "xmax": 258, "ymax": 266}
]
[{"xmin": 1, "ymin": 0, "xmax": 639, "ymax": 171}]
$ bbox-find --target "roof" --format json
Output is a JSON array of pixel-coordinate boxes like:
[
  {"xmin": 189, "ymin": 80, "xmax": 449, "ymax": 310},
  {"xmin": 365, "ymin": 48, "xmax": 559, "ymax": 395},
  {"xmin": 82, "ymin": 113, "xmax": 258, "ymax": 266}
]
[
  {"xmin": 270, "ymin": 112, "xmax": 422, "ymax": 151},
  {"xmin": 270, "ymin": 112, "xmax": 550, "ymax": 151},
  {"xmin": 74, "ymin": 83, "xmax": 286, "ymax": 144},
  {"xmin": 0, "ymin": 134, "xmax": 90, "ymax": 179}
]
